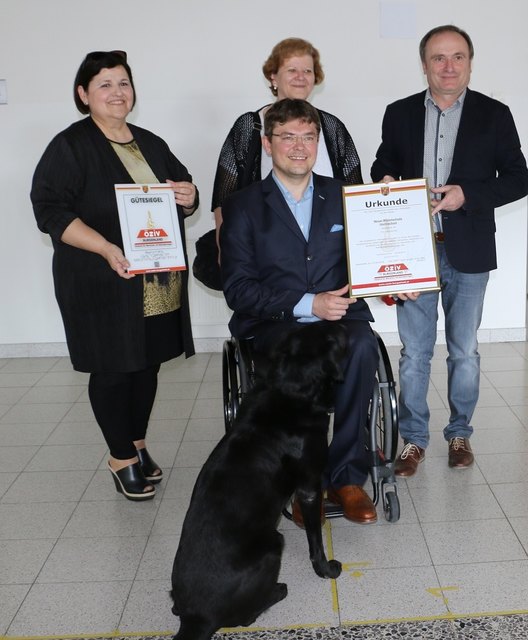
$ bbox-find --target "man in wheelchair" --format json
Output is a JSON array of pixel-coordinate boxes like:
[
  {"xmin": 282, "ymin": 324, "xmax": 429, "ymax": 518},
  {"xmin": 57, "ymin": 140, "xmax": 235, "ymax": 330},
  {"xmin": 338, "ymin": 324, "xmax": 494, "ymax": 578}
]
[{"xmin": 220, "ymin": 98, "xmax": 379, "ymax": 525}]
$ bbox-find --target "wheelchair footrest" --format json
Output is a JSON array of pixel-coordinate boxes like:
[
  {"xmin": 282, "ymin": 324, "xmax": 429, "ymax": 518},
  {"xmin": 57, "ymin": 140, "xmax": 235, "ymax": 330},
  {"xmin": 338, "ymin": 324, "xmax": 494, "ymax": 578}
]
[{"xmin": 323, "ymin": 500, "xmax": 344, "ymax": 519}]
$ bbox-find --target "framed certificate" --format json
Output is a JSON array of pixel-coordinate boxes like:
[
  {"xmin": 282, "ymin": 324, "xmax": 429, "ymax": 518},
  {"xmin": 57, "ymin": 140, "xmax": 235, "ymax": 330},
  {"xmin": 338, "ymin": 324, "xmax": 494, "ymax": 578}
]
[
  {"xmin": 342, "ymin": 178, "xmax": 440, "ymax": 297},
  {"xmin": 114, "ymin": 184, "xmax": 186, "ymax": 275}
]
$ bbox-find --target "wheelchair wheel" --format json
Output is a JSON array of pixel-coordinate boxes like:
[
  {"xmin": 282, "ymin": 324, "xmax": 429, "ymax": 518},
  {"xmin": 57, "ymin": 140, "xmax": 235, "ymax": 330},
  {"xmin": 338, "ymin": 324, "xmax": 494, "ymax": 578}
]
[
  {"xmin": 373, "ymin": 334, "xmax": 399, "ymax": 464},
  {"xmin": 367, "ymin": 332, "xmax": 401, "ymax": 521},
  {"xmin": 222, "ymin": 337, "xmax": 259, "ymax": 432},
  {"xmin": 222, "ymin": 339, "xmax": 241, "ymax": 431},
  {"xmin": 383, "ymin": 488, "xmax": 400, "ymax": 523}
]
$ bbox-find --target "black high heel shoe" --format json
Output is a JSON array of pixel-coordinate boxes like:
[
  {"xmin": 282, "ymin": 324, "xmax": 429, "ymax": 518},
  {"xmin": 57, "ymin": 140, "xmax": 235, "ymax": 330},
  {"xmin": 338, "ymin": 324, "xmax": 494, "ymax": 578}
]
[
  {"xmin": 108, "ymin": 461, "xmax": 156, "ymax": 501},
  {"xmin": 136, "ymin": 447, "xmax": 163, "ymax": 484}
]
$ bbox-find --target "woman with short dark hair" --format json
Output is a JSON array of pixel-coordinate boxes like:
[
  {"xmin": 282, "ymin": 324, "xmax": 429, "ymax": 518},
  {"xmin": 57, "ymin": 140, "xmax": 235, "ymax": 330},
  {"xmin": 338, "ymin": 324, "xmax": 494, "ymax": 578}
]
[{"xmin": 31, "ymin": 50, "xmax": 198, "ymax": 501}]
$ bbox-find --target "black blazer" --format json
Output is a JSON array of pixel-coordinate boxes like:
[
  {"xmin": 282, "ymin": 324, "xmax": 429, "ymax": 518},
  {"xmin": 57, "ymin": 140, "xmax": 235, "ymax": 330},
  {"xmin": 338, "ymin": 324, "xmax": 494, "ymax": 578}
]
[
  {"xmin": 220, "ymin": 172, "xmax": 373, "ymax": 338},
  {"xmin": 371, "ymin": 88, "xmax": 528, "ymax": 273},
  {"xmin": 32, "ymin": 117, "xmax": 196, "ymax": 372}
]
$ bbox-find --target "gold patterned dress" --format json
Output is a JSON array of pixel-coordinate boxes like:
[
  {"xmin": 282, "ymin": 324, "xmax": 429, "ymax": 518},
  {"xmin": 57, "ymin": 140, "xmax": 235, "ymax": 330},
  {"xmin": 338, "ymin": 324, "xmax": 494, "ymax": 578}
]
[{"xmin": 111, "ymin": 139, "xmax": 184, "ymax": 362}]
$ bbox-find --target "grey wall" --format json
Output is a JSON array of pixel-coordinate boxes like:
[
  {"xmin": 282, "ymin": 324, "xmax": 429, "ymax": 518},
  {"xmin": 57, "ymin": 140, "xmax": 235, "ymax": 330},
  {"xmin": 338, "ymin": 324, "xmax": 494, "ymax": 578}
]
[{"xmin": 1, "ymin": 0, "xmax": 527, "ymax": 354}]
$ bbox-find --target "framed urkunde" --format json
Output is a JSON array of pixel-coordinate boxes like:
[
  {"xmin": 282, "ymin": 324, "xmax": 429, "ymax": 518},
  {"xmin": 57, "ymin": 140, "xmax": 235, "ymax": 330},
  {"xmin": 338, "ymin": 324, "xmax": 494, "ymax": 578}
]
[{"xmin": 342, "ymin": 178, "xmax": 440, "ymax": 297}]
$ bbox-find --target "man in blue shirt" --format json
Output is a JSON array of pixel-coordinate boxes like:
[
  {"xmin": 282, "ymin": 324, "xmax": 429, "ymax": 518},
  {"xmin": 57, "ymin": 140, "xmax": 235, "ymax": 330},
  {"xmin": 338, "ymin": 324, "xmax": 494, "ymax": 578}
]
[{"xmin": 220, "ymin": 98, "xmax": 379, "ymax": 524}]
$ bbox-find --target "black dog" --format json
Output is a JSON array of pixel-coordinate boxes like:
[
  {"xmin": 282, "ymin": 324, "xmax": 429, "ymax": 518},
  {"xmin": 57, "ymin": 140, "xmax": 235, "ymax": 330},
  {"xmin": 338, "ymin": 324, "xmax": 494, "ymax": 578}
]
[{"xmin": 170, "ymin": 321, "xmax": 348, "ymax": 640}]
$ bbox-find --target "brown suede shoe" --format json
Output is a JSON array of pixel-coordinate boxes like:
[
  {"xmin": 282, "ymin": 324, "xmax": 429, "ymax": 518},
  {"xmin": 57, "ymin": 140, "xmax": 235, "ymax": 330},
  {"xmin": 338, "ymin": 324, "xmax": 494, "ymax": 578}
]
[
  {"xmin": 291, "ymin": 494, "xmax": 326, "ymax": 529},
  {"xmin": 394, "ymin": 443, "xmax": 425, "ymax": 477},
  {"xmin": 448, "ymin": 437, "xmax": 474, "ymax": 468},
  {"xmin": 326, "ymin": 485, "xmax": 377, "ymax": 524}
]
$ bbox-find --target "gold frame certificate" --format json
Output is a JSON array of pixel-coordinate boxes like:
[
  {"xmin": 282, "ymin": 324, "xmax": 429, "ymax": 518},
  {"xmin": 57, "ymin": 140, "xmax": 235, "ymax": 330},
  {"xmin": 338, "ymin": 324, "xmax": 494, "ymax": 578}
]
[
  {"xmin": 342, "ymin": 178, "xmax": 440, "ymax": 297},
  {"xmin": 115, "ymin": 184, "xmax": 186, "ymax": 275}
]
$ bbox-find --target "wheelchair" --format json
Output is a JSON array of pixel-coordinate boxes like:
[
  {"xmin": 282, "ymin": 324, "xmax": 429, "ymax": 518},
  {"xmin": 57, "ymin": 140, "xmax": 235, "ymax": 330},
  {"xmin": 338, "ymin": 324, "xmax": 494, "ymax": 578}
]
[{"xmin": 222, "ymin": 329, "xmax": 401, "ymax": 523}]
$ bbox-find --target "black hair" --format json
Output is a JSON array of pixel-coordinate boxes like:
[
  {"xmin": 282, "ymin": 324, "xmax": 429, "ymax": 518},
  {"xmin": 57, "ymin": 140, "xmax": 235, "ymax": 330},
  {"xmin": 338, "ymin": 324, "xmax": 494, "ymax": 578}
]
[
  {"xmin": 264, "ymin": 98, "xmax": 321, "ymax": 139},
  {"xmin": 73, "ymin": 50, "xmax": 136, "ymax": 114}
]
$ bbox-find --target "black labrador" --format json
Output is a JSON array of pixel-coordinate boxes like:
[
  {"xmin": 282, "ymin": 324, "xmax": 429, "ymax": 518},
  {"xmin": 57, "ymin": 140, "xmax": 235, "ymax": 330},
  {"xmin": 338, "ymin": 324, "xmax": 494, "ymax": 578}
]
[{"xmin": 170, "ymin": 321, "xmax": 348, "ymax": 640}]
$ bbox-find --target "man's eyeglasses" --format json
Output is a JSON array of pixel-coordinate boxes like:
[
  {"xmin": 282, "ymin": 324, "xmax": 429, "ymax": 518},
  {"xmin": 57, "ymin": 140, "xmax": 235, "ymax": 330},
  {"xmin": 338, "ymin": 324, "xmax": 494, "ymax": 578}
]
[{"xmin": 271, "ymin": 133, "xmax": 317, "ymax": 146}]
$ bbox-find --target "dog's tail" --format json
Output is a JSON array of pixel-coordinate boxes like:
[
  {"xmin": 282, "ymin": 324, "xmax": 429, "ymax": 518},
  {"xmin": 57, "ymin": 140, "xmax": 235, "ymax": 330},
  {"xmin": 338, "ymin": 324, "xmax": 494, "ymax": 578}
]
[{"xmin": 173, "ymin": 615, "xmax": 217, "ymax": 640}]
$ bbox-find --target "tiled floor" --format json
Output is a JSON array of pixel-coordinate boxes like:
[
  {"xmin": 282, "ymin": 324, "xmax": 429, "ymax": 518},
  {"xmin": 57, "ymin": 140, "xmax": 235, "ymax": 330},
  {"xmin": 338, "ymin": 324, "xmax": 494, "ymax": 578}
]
[{"xmin": 2, "ymin": 340, "xmax": 528, "ymax": 639}]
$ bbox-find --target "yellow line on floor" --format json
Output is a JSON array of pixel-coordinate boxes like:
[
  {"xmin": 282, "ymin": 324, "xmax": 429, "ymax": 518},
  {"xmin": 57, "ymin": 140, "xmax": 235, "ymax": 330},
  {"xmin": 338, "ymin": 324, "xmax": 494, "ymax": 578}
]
[
  {"xmin": 340, "ymin": 608, "xmax": 528, "ymax": 626},
  {"xmin": 324, "ymin": 519, "xmax": 340, "ymax": 613},
  {"xmin": 5, "ymin": 608, "xmax": 528, "ymax": 639}
]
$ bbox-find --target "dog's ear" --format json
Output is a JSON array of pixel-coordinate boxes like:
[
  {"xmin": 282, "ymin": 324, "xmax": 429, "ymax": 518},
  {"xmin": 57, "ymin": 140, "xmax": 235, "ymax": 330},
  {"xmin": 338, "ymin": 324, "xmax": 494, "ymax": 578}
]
[
  {"xmin": 325, "ymin": 322, "xmax": 348, "ymax": 382},
  {"xmin": 328, "ymin": 322, "xmax": 349, "ymax": 353},
  {"xmin": 268, "ymin": 332, "xmax": 307, "ymax": 393},
  {"xmin": 322, "ymin": 353, "xmax": 344, "ymax": 384}
]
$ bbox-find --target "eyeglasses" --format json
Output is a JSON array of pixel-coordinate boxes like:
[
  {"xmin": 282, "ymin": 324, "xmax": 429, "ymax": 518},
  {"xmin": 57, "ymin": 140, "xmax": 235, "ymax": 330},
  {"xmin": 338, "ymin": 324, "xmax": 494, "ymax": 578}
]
[
  {"xmin": 271, "ymin": 133, "xmax": 318, "ymax": 146},
  {"xmin": 85, "ymin": 50, "xmax": 127, "ymax": 63}
]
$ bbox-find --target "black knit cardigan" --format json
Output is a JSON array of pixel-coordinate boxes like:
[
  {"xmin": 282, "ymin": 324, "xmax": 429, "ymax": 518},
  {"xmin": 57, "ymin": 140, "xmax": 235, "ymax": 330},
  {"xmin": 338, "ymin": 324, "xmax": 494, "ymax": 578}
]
[
  {"xmin": 31, "ymin": 117, "xmax": 197, "ymax": 372},
  {"xmin": 211, "ymin": 107, "xmax": 363, "ymax": 210}
]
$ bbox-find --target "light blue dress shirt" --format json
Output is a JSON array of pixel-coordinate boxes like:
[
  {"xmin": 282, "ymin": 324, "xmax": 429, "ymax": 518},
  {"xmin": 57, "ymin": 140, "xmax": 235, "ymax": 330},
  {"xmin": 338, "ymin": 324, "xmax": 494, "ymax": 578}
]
[{"xmin": 272, "ymin": 172, "xmax": 318, "ymax": 321}]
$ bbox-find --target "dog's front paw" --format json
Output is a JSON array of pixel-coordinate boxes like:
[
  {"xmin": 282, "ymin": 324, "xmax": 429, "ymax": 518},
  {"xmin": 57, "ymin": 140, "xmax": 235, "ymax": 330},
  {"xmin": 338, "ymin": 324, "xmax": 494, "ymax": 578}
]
[
  {"xmin": 326, "ymin": 559, "xmax": 342, "ymax": 578},
  {"xmin": 312, "ymin": 558, "xmax": 342, "ymax": 579}
]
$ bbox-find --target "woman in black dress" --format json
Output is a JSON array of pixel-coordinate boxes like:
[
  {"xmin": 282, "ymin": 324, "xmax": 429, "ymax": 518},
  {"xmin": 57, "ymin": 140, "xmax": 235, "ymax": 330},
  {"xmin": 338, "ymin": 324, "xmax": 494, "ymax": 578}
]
[{"xmin": 31, "ymin": 51, "xmax": 198, "ymax": 501}]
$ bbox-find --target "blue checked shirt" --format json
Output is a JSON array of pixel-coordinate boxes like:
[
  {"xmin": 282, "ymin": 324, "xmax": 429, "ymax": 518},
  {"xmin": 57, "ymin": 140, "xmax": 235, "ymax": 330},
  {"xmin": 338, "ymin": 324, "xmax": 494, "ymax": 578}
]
[{"xmin": 423, "ymin": 88, "xmax": 466, "ymax": 232}]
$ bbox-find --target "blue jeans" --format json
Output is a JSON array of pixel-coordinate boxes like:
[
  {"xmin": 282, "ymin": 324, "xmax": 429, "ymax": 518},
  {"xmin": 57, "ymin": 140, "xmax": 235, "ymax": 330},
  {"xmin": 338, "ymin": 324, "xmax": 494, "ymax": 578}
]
[{"xmin": 396, "ymin": 243, "xmax": 489, "ymax": 449}]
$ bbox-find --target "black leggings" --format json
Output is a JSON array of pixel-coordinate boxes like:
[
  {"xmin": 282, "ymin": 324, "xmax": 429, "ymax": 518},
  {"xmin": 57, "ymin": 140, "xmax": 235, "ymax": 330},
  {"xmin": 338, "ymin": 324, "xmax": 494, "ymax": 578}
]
[{"xmin": 88, "ymin": 364, "xmax": 161, "ymax": 460}]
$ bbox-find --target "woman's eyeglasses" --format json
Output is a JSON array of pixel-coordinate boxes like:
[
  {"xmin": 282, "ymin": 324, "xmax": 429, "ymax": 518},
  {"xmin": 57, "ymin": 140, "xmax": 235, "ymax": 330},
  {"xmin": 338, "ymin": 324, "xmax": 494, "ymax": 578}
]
[{"xmin": 85, "ymin": 50, "xmax": 127, "ymax": 63}]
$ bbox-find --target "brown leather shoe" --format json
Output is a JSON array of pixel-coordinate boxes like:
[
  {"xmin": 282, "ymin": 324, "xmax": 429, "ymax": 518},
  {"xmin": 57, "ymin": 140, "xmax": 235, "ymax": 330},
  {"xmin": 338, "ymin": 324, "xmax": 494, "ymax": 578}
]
[
  {"xmin": 394, "ymin": 443, "xmax": 425, "ymax": 477},
  {"xmin": 291, "ymin": 494, "xmax": 325, "ymax": 529},
  {"xmin": 448, "ymin": 437, "xmax": 474, "ymax": 468},
  {"xmin": 326, "ymin": 485, "xmax": 377, "ymax": 524}
]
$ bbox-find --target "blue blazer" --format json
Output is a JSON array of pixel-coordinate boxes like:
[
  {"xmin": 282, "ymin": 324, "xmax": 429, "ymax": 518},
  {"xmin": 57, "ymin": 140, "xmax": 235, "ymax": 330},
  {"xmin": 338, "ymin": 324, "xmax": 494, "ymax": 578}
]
[
  {"xmin": 371, "ymin": 88, "xmax": 528, "ymax": 273},
  {"xmin": 220, "ymin": 172, "xmax": 373, "ymax": 338}
]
